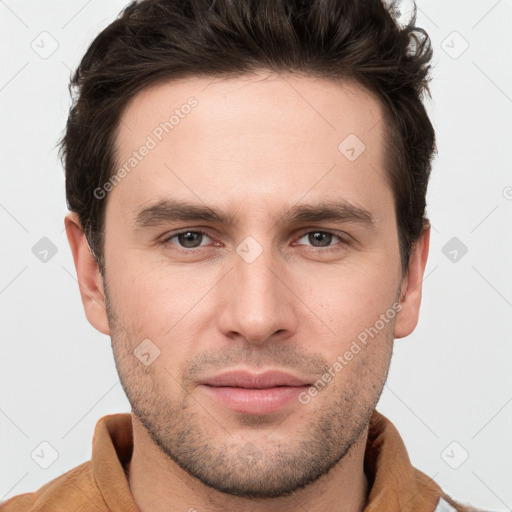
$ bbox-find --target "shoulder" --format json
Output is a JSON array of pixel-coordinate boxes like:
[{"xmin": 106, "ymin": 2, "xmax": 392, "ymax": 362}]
[
  {"xmin": 0, "ymin": 461, "xmax": 108, "ymax": 512},
  {"xmin": 437, "ymin": 494, "xmax": 493, "ymax": 512}
]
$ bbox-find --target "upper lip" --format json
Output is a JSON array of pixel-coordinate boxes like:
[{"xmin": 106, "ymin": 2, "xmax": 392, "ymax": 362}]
[{"xmin": 200, "ymin": 370, "xmax": 311, "ymax": 389}]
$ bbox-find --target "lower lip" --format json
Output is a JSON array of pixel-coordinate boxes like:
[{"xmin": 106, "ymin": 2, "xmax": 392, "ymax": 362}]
[{"xmin": 200, "ymin": 385, "xmax": 309, "ymax": 415}]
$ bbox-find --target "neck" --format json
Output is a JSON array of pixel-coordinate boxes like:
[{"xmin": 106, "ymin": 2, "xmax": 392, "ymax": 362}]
[{"xmin": 125, "ymin": 413, "xmax": 370, "ymax": 512}]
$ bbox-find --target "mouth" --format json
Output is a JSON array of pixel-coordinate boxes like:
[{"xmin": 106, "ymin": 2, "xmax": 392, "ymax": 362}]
[{"xmin": 199, "ymin": 370, "xmax": 311, "ymax": 415}]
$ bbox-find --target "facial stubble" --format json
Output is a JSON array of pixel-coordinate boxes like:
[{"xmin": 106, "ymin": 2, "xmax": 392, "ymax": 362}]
[{"xmin": 103, "ymin": 276, "xmax": 394, "ymax": 498}]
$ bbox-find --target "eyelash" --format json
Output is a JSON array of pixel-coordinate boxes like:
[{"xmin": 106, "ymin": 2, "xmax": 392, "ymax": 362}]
[{"xmin": 161, "ymin": 229, "xmax": 350, "ymax": 254}]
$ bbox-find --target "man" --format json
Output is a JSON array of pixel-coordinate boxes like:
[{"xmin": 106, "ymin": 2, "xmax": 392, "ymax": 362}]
[{"xmin": 1, "ymin": 0, "xmax": 479, "ymax": 511}]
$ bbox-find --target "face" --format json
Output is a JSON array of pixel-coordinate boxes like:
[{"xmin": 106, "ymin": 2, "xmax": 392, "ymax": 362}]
[{"xmin": 78, "ymin": 73, "xmax": 422, "ymax": 498}]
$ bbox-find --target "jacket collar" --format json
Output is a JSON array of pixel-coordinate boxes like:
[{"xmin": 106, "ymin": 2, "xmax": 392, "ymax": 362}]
[{"xmin": 91, "ymin": 409, "xmax": 456, "ymax": 512}]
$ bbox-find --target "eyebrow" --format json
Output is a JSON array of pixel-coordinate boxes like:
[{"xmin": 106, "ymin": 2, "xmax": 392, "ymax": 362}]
[{"xmin": 134, "ymin": 198, "xmax": 374, "ymax": 229}]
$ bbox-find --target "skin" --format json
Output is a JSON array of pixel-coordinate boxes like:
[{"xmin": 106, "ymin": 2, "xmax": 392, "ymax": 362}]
[{"xmin": 65, "ymin": 72, "xmax": 429, "ymax": 512}]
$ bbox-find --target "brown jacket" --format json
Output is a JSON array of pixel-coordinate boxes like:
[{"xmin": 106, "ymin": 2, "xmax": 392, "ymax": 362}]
[{"xmin": 1, "ymin": 410, "xmax": 478, "ymax": 512}]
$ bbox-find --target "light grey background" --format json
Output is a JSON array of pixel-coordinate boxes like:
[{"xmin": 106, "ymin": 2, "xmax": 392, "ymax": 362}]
[{"xmin": 1, "ymin": 0, "xmax": 511, "ymax": 510}]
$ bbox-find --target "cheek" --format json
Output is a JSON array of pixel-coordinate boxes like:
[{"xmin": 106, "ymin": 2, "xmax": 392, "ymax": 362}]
[
  {"xmin": 106, "ymin": 260, "xmax": 221, "ymax": 350},
  {"xmin": 300, "ymin": 262, "xmax": 400, "ymax": 342},
  {"xmin": 106, "ymin": 267, "xmax": 205, "ymax": 398}
]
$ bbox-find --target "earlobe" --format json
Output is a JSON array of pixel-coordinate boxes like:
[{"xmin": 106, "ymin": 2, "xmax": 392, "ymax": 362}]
[
  {"xmin": 64, "ymin": 212, "xmax": 111, "ymax": 335},
  {"xmin": 393, "ymin": 226, "xmax": 430, "ymax": 339}
]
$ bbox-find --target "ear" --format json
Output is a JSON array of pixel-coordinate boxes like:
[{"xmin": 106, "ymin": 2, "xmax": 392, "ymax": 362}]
[
  {"xmin": 65, "ymin": 212, "xmax": 110, "ymax": 335},
  {"xmin": 394, "ymin": 225, "xmax": 430, "ymax": 339}
]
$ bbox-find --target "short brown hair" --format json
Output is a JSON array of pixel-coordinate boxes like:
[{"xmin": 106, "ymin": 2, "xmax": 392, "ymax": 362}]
[{"xmin": 59, "ymin": 0, "xmax": 435, "ymax": 273}]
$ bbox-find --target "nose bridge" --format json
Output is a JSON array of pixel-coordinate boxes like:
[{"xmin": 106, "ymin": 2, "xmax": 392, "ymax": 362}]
[{"xmin": 217, "ymin": 240, "xmax": 297, "ymax": 343}]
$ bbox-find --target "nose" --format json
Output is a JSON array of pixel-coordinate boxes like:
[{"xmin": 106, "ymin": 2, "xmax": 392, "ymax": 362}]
[{"xmin": 217, "ymin": 244, "xmax": 299, "ymax": 346}]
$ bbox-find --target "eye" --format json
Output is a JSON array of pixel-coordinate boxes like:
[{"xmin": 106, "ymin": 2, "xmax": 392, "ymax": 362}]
[
  {"xmin": 163, "ymin": 230, "xmax": 213, "ymax": 249},
  {"xmin": 295, "ymin": 230, "xmax": 347, "ymax": 249},
  {"xmin": 160, "ymin": 229, "xmax": 349, "ymax": 254}
]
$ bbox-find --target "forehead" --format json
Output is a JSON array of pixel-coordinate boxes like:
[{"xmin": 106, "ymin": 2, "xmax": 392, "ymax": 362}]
[
  {"xmin": 110, "ymin": 72, "xmax": 389, "ymax": 220},
  {"xmin": 117, "ymin": 72, "xmax": 384, "ymax": 147}
]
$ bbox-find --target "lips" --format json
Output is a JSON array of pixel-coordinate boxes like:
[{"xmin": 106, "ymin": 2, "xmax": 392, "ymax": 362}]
[
  {"xmin": 200, "ymin": 370, "xmax": 310, "ymax": 389},
  {"xmin": 199, "ymin": 370, "xmax": 311, "ymax": 415}
]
